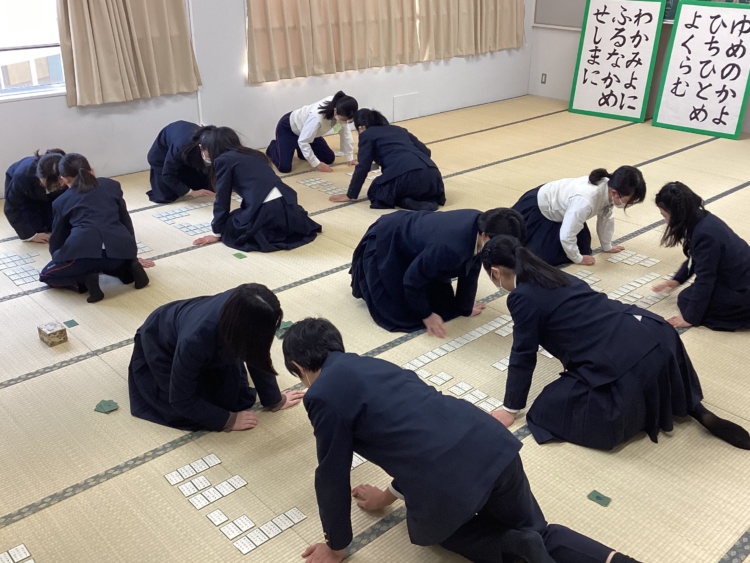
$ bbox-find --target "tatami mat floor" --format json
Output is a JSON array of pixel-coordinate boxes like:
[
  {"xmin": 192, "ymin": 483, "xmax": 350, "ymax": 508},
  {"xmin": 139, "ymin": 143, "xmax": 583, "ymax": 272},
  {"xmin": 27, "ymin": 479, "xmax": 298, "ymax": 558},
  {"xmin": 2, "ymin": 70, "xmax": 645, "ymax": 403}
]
[{"xmin": 1, "ymin": 96, "xmax": 749, "ymax": 562}]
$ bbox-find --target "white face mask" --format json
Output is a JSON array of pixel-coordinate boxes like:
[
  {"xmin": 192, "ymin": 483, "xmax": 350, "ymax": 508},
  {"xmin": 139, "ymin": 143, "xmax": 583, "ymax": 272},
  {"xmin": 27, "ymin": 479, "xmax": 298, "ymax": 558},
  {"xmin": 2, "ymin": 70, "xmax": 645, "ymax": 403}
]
[
  {"xmin": 202, "ymin": 155, "xmax": 212, "ymax": 165},
  {"xmin": 612, "ymin": 192, "xmax": 626, "ymax": 209}
]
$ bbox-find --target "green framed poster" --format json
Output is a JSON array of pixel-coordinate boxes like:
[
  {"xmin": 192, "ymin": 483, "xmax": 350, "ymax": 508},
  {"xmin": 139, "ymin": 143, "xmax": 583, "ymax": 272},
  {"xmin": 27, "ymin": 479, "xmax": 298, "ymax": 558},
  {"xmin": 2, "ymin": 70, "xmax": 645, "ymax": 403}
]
[
  {"xmin": 653, "ymin": 0, "xmax": 750, "ymax": 138},
  {"xmin": 666, "ymin": 0, "xmax": 750, "ymax": 22},
  {"xmin": 569, "ymin": 0, "xmax": 666, "ymax": 122}
]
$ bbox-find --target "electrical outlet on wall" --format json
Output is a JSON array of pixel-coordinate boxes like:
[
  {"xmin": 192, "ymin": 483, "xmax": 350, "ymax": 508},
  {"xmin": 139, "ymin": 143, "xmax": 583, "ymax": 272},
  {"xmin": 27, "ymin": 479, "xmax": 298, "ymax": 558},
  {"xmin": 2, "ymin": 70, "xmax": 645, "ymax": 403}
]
[{"xmin": 541, "ymin": 73, "xmax": 547, "ymax": 84}]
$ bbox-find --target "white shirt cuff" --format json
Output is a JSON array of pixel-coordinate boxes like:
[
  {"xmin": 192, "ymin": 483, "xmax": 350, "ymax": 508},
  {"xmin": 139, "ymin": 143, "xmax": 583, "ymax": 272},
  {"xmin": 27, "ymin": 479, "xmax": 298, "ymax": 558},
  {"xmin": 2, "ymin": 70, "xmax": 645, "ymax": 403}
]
[
  {"xmin": 388, "ymin": 483, "xmax": 405, "ymax": 501},
  {"xmin": 500, "ymin": 404, "xmax": 520, "ymax": 414}
]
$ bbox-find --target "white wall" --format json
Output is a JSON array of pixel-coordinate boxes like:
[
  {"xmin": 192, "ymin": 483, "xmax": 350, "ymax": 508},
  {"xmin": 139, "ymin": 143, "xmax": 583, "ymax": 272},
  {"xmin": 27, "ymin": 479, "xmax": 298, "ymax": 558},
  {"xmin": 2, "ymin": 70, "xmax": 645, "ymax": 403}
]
[{"xmin": 0, "ymin": 0, "xmax": 535, "ymax": 186}]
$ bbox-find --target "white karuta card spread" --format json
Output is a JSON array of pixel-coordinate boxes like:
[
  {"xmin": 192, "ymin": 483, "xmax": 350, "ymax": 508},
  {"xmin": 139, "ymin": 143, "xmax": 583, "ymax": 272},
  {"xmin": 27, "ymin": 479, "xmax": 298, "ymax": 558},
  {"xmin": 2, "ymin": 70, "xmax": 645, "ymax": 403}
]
[
  {"xmin": 273, "ymin": 514, "xmax": 294, "ymax": 531},
  {"xmin": 285, "ymin": 507, "xmax": 307, "ymax": 524},
  {"xmin": 215, "ymin": 481, "xmax": 236, "ymax": 497},
  {"xmin": 189, "ymin": 493, "xmax": 210, "ymax": 510},
  {"xmin": 178, "ymin": 482, "xmax": 198, "ymax": 497},
  {"xmin": 415, "ymin": 369, "xmax": 431, "ymax": 379},
  {"xmin": 203, "ymin": 454, "xmax": 221, "ymax": 467},
  {"xmin": 234, "ymin": 515, "xmax": 255, "ymax": 532},
  {"xmin": 0, "ymin": 553, "xmax": 11, "ymax": 563},
  {"xmin": 221, "ymin": 522, "xmax": 242, "ymax": 540},
  {"xmin": 234, "ymin": 536, "xmax": 256, "ymax": 554},
  {"xmin": 164, "ymin": 471, "xmax": 183, "ymax": 485},
  {"xmin": 9, "ymin": 548, "xmax": 30, "ymax": 563},
  {"xmin": 177, "ymin": 465, "xmax": 197, "ymax": 479},
  {"xmin": 190, "ymin": 459, "xmax": 209, "ymax": 473},
  {"xmin": 192, "ymin": 476, "xmax": 211, "ymax": 490},
  {"xmin": 207, "ymin": 509, "xmax": 228, "ymax": 526},
  {"xmin": 247, "ymin": 529, "xmax": 270, "ymax": 546},
  {"xmin": 227, "ymin": 475, "xmax": 247, "ymax": 489},
  {"xmin": 260, "ymin": 522, "xmax": 282, "ymax": 538}
]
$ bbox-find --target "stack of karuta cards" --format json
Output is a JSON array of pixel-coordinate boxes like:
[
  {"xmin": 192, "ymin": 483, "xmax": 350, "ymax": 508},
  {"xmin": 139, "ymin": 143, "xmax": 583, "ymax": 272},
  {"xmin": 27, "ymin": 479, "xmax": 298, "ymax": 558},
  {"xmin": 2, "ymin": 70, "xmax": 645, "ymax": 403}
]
[{"xmin": 0, "ymin": 544, "xmax": 33, "ymax": 563}]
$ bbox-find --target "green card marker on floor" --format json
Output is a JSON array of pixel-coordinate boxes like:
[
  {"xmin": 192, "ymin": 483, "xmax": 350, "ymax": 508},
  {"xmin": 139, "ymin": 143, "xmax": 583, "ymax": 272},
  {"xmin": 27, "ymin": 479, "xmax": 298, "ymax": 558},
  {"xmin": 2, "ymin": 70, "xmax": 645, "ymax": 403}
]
[
  {"xmin": 233, "ymin": 252, "xmax": 247, "ymax": 259},
  {"xmin": 276, "ymin": 320, "xmax": 293, "ymax": 339},
  {"xmin": 587, "ymin": 490, "xmax": 611, "ymax": 507},
  {"xmin": 95, "ymin": 400, "xmax": 119, "ymax": 414},
  {"xmin": 63, "ymin": 319, "xmax": 78, "ymax": 328}
]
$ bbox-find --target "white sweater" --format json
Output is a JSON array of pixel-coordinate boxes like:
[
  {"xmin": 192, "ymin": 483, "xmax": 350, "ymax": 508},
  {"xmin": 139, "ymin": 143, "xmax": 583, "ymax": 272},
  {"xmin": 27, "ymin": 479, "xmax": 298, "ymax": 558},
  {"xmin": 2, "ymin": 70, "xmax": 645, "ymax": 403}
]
[
  {"xmin": 536, "ymin": 175, "xmax": 614, "ymax": 263},
  {"xmin": 289, "ymin": 96, "xmax": 354, "ymax": 168}
]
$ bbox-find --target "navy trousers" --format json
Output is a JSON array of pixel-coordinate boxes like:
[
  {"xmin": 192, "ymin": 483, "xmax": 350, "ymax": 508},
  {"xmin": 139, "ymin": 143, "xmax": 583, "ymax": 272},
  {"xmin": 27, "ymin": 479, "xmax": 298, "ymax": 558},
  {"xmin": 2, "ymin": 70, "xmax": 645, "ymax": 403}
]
[
  {"xmin": 440, "ymin": 455, "xmax": 614, "ymax": 563},
  {"xmin": 267, "ymin": 112, "xmax": 335, "ymax": 173}
]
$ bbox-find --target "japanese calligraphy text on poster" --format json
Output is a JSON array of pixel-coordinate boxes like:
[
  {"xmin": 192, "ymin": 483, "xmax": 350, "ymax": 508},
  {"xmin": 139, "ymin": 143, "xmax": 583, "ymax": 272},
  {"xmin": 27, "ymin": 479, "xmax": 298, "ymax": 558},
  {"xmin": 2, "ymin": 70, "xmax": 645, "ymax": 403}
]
[
  {"xmin": 570, "ymin": 0, "xmax": 665, "ymax": 122},
  {"xmin": 654, "ymin": 0, "xmax": 750, "ymax": 138}
]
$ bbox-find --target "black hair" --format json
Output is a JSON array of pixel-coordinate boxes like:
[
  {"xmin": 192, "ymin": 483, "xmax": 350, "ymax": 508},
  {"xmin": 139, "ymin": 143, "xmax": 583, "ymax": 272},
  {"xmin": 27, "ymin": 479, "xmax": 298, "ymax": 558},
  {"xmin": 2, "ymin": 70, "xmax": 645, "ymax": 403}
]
[
  {"xmin": 219, "ymin": 283, "xmax": 282, "ymax": 374},
  {"xmin": 654, "ymin": 181, "xmax": 705, "ymax": 252},
  {"xmin": 194, "ymin": 125, "xmax": 269, "ymax": 164},
  {"xmin": 481, "ymin": 235, "xmax": 570, "ymax": 289},
  {"xmin": 36, "ymin": 152, "xmax": 65, "ymax": 191},
  {"xmin": 318, "ymin": 91, "xmax": 358, "ymax": 121},
  {"xmin": 478, "ymin": 208, "xmax": 527, "ymax": 244},
  {"xmin": 58, "ymin": 153, "xmax": 98, "ymax": 193},
  {"xmin": 180, "ymin": 136, "xmax": 208, "ymax": 172},
  {"xmin": 353, "ymin": 108, "xmax": 389, "ymax": 129},
  {"xmin": 32, "ymin": 148, "xmax": 65, "ymax": 164},
  {"xmin": 282, "ymin": 318, "xmax": 345, "ymax": 377},
  {"xmin": 589, "ymin": 165, "xmax": 646, "ymax": 209}
]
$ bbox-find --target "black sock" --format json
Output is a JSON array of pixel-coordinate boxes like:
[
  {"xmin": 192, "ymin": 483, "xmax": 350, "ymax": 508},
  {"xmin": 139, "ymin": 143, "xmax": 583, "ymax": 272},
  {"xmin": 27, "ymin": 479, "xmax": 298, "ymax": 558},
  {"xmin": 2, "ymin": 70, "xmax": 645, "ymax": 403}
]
[
  {"xmin": 691, "ymin": 403, "xmax": 750, "ymax": 450},
  {"xmin": 131, "ymin": 259, "xmax": 150, "ymax": 290},
  {"xmin": 84, "ymin": 272, "xmax": 104, "ymax": 303}
]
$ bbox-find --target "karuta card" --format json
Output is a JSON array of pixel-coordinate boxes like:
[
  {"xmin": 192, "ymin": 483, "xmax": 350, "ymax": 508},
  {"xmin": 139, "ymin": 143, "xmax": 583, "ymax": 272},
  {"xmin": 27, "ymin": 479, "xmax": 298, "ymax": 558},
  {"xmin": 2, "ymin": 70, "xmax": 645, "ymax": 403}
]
[
  {"xmin": 202, "ymin": 453, "xmax": 221, "ymax": 467},
  {"xmin": 215, "ymin": 481, "xmax": 236, "ymax": 496},
  {"xmin": 234, "ymin": 537, "xmax": 256, "ymax": 554},
  {"xmin": 273, "ymin": 514, "xmax": 294, "ymax": 531},
  {"xmin": 207, "ymin": 509, "xmax": 228, "ymax": 526},
  {"xmin": 178, "ymin": 482, "xmax": 198, "ymax": 497},
  {"xmin": 0, "ymin": 553, "xmax": 11, "ymax": 563},
  {"xmin": 188, "ymin": 493, "xmax": 210, "ymax": 510},
  {"xmin": 164, "ymin": 471, "xmax": 183, "ymax": 485},
  {"xmin": 177, "ymin": 465, "xmax": 197, "ymax": 479},
  {"xmin": 8, "ymin": 545, "xmax": 30, "ymax": 562},
  {"xmin": 220, "ymin": 522, "xmax": 242, "ymax": 540},
  {"xmin": 234, "ymin": 515, "xmax": 255, "ymax": 532},
  {"xmin": 247, "ymin": 528, "xmax": 270, "ymax": 546},
  {"xmin": 191, "ymin": 476, "xmax": 211, "ymax": 490},
  {"xmin": 260, "ymin": 521, "xmax": 282, "ymax": 538},
  {"xmin": 190, "ymin": 459, "xmax": 209, "ymax": 473},
  {"xmin": 227, "ymin": 475, "xmax": 247, "ymax": 489},
  {"xmin": 285, "ymin": 507, "xmax": 307, "ymax": 524},
  {"xmin": 202, "ymin": 487, "xmax": 223, "ymax": 503}
]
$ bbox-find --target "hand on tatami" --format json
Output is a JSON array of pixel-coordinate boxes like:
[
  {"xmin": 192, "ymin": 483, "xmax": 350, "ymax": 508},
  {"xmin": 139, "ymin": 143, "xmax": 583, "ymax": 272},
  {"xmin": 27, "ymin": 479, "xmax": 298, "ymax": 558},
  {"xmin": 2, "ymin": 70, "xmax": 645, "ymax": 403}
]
[
  {"xmin": 193, "ymin": 235, "xmax": 220, "ymax": 246},
  {"xmin": 491, "ymin": 409, "xmax": 516, "ymax": 428},
  {"xmin": 29, "ymin": 232, "xmax": 50, "ymax": 243},
  {"xmin": 603, "ymin": 245, "xmax": 625, "ymax": 253},
  {"xmin": 653, "ymin": 280, "xmax": 679, "ymax": 293},
  {"xmin": 301, "ymin": 543, "xmax": 345, "ymax": 563},
  {"xmin": 352, "ymin": 484, "xmax": 397, "ymax": 511},
  {"xmin": 189, "ymin": 189, "xmax": 215, "ymax": 198},
  {"xmin": 470, "ymin": 302, "xmax": 486, "ymax": 317},
  {"xmin": 137, "ymin": 257, "xmax": 156, "ymax": 268},
  {"xmin": 280, "ymin": 389, "xmax": 306, "ymax": 409},
  {"xmin": 315, "ymin": 163, "xmax": 334, "ymax": 173},
  {"xmin": 329, "ymin": 194, "xmax": 352, "ymax": 203},
  {"xmin": 423, "ymin": 313, "xmax": 447, "ymax": 338},
  {"xmin": 667, "ymin": 314, "xmax": 692, "ymax": 328},
  {"xmin": 231, "ymin": 411, "xmax": 258, "ymax": 431},
  {"xmin": 580, "ymin": 255, "xmax": 596, "ymax": 265}
]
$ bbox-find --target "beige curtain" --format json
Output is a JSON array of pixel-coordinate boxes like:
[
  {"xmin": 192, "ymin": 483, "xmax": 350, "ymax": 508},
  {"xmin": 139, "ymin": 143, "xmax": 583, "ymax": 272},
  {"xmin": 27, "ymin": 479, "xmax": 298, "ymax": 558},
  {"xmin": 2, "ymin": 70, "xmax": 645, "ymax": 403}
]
[
  {"xmin": 419, "ymin": 0, "xmax": 524, "ymax": 62},
  {"xmin": 247, "ymin": 0, "xmax": 420, "ymax": 84},
  {"xmin": 58, "ymin": 0, "xmax": 202, "ymax": 107}
]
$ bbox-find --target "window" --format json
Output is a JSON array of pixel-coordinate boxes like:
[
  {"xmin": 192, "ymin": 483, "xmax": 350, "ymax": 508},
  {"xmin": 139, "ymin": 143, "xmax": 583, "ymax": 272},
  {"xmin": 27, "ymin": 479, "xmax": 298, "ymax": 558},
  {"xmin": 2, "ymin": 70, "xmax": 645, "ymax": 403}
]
[{"xmin": 0, "ymin": 0, "xmax": 64, "ymax": 97}]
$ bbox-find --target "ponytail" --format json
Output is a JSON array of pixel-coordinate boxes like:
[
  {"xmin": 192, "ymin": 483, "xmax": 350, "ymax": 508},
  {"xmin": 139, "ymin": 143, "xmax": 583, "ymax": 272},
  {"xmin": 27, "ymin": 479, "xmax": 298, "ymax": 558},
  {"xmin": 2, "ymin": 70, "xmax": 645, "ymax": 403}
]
[
  {"xmin": 655, "ymin": 181, "xmax": 704, "ymax": 252},
  {"xmin": 478, "ymin": 208, "xmax": 527, "ymax": 244},
  {"xmin": 58, "ymin": 153, "xmax": 99, "ymax": 193},
  {"xmin": 481, "ymin": 235, "xmax": 570, "ymax": 290},
  {"xmin": 590, "ymin": 165, "xmax": 647, "ymax": 209},
  {"xmin": 588, "ymin": 168, "xmax": 610, "ymax": 185},
  {"xmin": 36, "ymin": 152, "xmax": 65, "ymax": 191},
  {"xmin": 318, "ymin": 91, "xmax": 358, "ymax": 120}
]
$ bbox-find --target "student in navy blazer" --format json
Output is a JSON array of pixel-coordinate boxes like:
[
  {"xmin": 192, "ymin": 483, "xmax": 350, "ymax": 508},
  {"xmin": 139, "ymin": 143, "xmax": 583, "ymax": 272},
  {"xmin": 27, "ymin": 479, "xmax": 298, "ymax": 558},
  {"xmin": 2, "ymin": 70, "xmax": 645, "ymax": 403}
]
[
  {"xmin": 329, "ymin": 109, "xmax": 446, "ymax": 211},
  {"xmin": 282, "ymin": 318, "xmax": 642, "ymax": 563},
  {"xmin": 190, "ymin": 126, "xmax": 322, "ymax": 252},
  {"xmin": 481, "ymin": 235, "xmax": 750, "ymax": 451},
  {"xmin": 351, "ymin": 208, "xmax": 525, "ymax": 336},
  {"xmin": 4, "ymin": 149, "xmax": 67, "ymax": 243},
  {"xmin": 39, "ymin": 154, "xmax": 154, "ymax": 303},
  {"xmin": 653, "ymin": 182, "xmax": 750, "ymax": 331},
  {"xmin": 128, "ymin": 283, "xmax": 304, "ymax": 431},
  {"xmin": 146, "ymin": 120, "xmax": 214, "ymax": 203}
]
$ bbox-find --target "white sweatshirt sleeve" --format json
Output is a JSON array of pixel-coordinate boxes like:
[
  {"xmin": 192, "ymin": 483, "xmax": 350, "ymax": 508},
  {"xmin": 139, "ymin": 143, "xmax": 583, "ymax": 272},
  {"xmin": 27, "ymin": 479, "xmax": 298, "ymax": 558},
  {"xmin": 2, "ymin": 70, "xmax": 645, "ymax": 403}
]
[
  {"xmin": 297, "ymin": 113, "xmax": 324, "ymax": 168},
  {"xmin": 559, "ymin": 196, "xmax": 593, "ymax": 263},
  {"xmin": 339, "ymin": 124, "xmax": 354, "ymax": 161},
  {"xmin": 596, "ymin": 205, "xmax": 615, "ymax": 251}
]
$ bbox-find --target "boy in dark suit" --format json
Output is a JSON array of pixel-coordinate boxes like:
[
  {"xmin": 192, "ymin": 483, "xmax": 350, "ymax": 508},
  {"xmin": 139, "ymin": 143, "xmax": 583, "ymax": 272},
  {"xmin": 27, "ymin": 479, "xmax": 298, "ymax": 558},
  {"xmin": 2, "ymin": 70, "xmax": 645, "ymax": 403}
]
[{"xmin": 282, "ymin": 318, "xmax": 640, "ymax": 563}]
